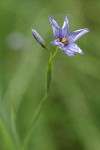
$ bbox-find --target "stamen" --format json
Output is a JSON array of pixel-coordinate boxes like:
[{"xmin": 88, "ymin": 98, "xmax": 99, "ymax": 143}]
[
  {"xmin": 61, "ymin": 38, "xmax": 67, "ymax": 45},
  {"xmin": 58, "ymin": 37, "xmax": 67, "ymax": 45}
]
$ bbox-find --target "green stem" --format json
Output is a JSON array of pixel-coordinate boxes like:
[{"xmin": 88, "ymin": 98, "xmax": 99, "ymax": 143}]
[
  {"xmin": 22, "ymin": 93, "xmax": 48, "ymax": 148},
  {"xmin": 49, "ymin": 47, "xmax": 59, "ymax": 64},
  {"xmin": 22, "ymin": 47, "xmax": 59, "ymax": 149},
  {"xmin": 46, "ymin": 47, "xmax": 59, "ymax": 93},
  {"xmin": 52, "ymin": 46, "xmax": 59, "ymax": 60}
]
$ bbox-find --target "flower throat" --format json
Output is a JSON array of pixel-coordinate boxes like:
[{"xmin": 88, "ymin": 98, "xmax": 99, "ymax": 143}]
[{"xmin": 58, "ymin": 37, "xmax": 67, "ymax": 45}]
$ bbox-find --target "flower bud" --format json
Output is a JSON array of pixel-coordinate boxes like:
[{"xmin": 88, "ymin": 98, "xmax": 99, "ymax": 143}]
[{"xmin": 32, "ymin": 29, "xmax": 47, "ymax": 48}]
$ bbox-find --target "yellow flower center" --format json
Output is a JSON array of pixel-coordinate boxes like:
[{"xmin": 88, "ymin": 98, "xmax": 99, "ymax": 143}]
[{"xmin": 58, "ymin": 37, "xmax": 67, "ymax": 45}]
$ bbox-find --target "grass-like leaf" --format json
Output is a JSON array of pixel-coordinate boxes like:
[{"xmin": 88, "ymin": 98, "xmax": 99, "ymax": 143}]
[{"xmin": 0, "ymin": 119, "xmax": 15, "ymax": 150}]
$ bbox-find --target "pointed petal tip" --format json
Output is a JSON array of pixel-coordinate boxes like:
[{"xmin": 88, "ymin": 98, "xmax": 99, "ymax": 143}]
[
  {"xmin": 84, "ymin": 28, "xmax": 90, "ymax": 33},
  {"xmin": 48, "ymin": 15, "xmax": 52, "ymax": 18},
  {"xmin": 31, "ymin": 29, "xmax": 37, "ymax": 34},
  {"xmin": 49, "ymin": 16, "xmax": 53, "ymax": 21},
  {"xmin": 65, "ymin": 16, "xmax": 68, "ymax": 20},
  {"xmin": 81, "ymin": 51, "xmax": 84, "ymax": 55},
  {"xmin": 31, "ymin": 28, "xmax": 34, "ymax": 32}
]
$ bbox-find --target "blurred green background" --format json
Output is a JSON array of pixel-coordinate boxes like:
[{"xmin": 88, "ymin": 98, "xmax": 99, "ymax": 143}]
[{"xmin": 1, "ymin": 0, "xmax": 100, "ymax": 149}]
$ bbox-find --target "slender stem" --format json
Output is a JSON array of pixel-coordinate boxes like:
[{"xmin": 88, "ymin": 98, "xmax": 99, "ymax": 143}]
[
  {"xmin": 22, "ymin": 93, "xmax": 48, "ymax": 148},
  {"xmin": 45, "ymin": 46, "xmax": 51, "ymax": 54},
  {"xmin": 52, "ymin": 46, "xmax": 59, "ymax": 59},
  {"xmin": 22, "ymin": 46, "xmax": 59, "ymax": 149},
  {"xmin": 48, "ymin": 47, "xmax": 59, "ymax": 64}
]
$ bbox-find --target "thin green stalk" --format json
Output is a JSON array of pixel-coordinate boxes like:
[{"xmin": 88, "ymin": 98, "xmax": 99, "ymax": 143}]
[
  {"xmin": 46, "ymin": 47, "xmax": 59, "ymax": 93},
  {"xmin": 22, "ymin": 47, "xmax": 59, "ymax": 149},
  {"xmin": 52, "ymin": 46, "xmax": 59, "ymax": 60},
  {"xmin": 22, "ymin": 93, "xmax": 48, "ymax": 148}
]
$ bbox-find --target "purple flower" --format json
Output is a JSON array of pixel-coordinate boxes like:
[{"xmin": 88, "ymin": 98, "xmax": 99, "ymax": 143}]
[{"xmin": 49, "ymin": 16, "xmax": 89, "ymax": 56}]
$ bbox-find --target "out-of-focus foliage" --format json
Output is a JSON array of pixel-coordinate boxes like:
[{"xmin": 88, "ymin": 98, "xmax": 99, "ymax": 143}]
[{"xmin": 1, "ymin": 0, "xmax": 100, "ymax": 149}]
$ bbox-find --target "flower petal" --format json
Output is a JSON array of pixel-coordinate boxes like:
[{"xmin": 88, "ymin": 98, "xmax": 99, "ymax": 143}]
[
  {"xmin": 64, "ymin": 50, "xmax": 74, "ymax": 56},
  {"xmin": 60, "ymin": 43, "xmax": 84, "ymax": 56},
  {"xmin": 49, "ymin": 16, "xmax": 61, "ymax": 38},
  {"xmin": 60, "ymin": 46, "xmax": 74, "ymax": 56},
  {"xmin": 62, "ymin": 16, "xmax": 69, "ymax": 37},
  {"xmin": 67, "ymin": 43, "xmax": 84, "ymax": 55},
  {"xmin": 68, "ymin": 28, "xmax": 89, "ymax": 43},
  {"xmin": 51, "ymin": 39, "xmax": 64, "ymax": 48},
  {"xmin": 49, "ymin": 16, "xmax": 60, "ymax": 28}
]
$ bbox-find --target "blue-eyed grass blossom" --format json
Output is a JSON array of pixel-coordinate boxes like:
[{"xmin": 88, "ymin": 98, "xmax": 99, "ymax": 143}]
[{"xmin": 49, "ymin": 16, "xmax": 89, "ymax": 56}]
